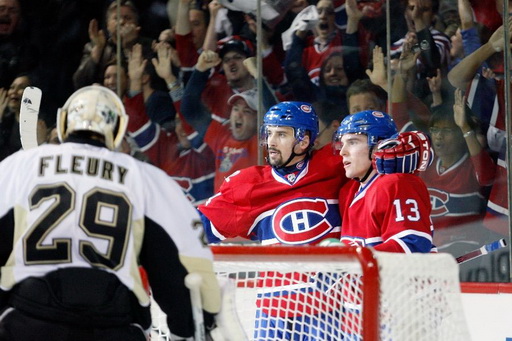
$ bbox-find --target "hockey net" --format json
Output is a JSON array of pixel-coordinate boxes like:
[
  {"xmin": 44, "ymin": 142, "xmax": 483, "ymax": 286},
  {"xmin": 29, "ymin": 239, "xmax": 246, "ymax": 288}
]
[{"xmin": 151, "ymin": 245, "xmax": 470, "ymax": 340}]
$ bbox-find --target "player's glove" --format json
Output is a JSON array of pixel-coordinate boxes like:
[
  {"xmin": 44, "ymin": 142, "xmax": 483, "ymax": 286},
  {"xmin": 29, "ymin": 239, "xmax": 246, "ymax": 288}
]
[{"xmin": 373, "ymin": 131, "xmax": 434, "ymax": 174}]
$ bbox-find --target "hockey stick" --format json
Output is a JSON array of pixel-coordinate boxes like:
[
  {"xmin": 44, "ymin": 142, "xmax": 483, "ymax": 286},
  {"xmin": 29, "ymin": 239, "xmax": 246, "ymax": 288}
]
[
  {"xmin": 185, "ymin": 272, "xmax": 206, "ymax": 341},
  {"xmin": 19, "ymin": 86, "xmax": 42, "ymax": 150},
  {"xmin": 456, "ymin": 238, "xmax": 507, "ymax": 264}
]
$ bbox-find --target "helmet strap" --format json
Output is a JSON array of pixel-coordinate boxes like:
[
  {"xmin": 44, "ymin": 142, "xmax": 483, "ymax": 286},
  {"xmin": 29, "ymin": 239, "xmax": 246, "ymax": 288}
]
[
  {"xmin": 355, "ymin": 145, "xmax": 375, "ymax": 183},
  {"xmin": 270, "ymin": 141, "xmax": 309, "ymax": 170}
]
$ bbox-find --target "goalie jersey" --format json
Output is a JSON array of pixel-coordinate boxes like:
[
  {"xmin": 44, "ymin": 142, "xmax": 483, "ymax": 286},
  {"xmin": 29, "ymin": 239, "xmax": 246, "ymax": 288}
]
[
  {"xmin": 199, "ymin": 147, "xmax": 348, "ymax": 245},
  {"xmin": 0, "ymin": 142, "xmax": 219, "ymax": 337}
]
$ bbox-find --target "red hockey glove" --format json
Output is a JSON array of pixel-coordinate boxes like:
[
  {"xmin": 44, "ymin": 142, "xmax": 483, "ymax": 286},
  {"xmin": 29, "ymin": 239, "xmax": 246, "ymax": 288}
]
[{"xmin": 373, "ymin": 131, "xmax": 433, "ymax": 174}]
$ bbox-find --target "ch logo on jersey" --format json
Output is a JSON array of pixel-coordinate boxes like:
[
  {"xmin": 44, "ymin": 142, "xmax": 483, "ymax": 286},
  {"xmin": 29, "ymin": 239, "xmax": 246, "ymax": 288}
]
[
  {"xmin": 428, "ymin": 188, "xmax": 449, "ymax": 216},
  {"xmin": 272, "ymin": 198, "xmax": 333, "ymax": 244}
]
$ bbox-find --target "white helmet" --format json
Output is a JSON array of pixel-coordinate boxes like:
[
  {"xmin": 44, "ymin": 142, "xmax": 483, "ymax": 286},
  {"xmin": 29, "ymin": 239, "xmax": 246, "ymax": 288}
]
[{"xmin": 57, "ymin": 85, "xmax": 128, "ymax": 150}]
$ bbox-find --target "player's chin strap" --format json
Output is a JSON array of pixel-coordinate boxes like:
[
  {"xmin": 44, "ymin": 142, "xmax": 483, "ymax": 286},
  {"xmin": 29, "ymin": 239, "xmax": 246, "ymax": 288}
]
[
  {"xmin": 355, "ymin": 145, "xmax": 375, "ymax": 183},
  {"xmin": 269, "ymin": 141, "xmax": 310, "ymax": 170}
]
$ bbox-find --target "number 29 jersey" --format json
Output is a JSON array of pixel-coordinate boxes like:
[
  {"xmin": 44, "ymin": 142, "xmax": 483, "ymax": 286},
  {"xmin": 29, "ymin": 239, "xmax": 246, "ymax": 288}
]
[
  {"xmin": 339, "ymin": 173, "xmax": 435, "ymax": 253},
  {"xmin": 0, "ymin": 142, "xmax": 215, "ymax": 317}
]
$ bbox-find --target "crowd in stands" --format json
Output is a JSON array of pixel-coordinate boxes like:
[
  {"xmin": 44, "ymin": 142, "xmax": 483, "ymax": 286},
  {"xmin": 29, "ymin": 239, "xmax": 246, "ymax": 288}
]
[{"xmin": 1, "ymin": 0, "xmax": 511, "ymax": 280}]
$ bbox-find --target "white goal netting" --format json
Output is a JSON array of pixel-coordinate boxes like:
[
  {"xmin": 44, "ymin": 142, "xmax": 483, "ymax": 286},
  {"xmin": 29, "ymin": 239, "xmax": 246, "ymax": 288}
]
[{"xmin": 151, "ymin": 246, "xmax": 470, "ymax": 341}]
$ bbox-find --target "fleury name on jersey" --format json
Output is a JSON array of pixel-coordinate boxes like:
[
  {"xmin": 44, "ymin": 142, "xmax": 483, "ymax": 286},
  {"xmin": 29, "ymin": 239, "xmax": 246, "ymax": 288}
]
[{"xmin": 38, "ymin": 154, "xmax": 129, "ymax": 184}]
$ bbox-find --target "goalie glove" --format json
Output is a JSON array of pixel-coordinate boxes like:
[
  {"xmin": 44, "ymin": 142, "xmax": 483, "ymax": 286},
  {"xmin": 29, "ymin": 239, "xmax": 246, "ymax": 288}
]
[{"xmin": 373, "ymin": 131, "xmax": 433, "ymax": 174}]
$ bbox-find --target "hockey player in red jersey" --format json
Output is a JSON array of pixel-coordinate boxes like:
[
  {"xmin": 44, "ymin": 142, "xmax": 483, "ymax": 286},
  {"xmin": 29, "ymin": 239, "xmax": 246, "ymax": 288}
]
[
  {"xmin": 199, "ymin": 101, "xmax": 346, "ymax": 245},
  {"xmin": 0, "ymin": 85, "xmax": 223, "ymax": 340},
  {"xmin": 334, "ymin": 110, "xmax": 435, "ymax": 253},
  {"xmin": 199, "ymin": 101, "xmax": 347, "ymax": 340}
]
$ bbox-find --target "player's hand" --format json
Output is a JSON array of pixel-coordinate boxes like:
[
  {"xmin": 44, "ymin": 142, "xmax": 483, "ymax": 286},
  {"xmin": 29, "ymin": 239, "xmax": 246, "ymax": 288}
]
[{"xmin": 373, "ymin": 131, "xmax": 433, "ymax": 174}]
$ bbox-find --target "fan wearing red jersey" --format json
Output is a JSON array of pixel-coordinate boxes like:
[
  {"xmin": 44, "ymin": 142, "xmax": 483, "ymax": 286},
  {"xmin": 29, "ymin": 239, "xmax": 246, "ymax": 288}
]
[{"xmin": 333, "ymin": 110, "xmax": 435, "ymax": 253}]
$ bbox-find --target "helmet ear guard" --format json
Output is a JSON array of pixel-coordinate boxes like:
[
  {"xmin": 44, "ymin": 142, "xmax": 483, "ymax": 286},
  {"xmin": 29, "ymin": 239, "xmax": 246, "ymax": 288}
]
[{"xmin": 57, "ymin": 85, "xmax": 128, "ymax": 150}]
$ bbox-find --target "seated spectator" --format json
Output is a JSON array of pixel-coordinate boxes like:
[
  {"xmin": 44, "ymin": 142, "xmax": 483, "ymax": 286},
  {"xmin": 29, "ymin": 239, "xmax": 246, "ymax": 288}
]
[
  {"xmin": 420, "ymin": 89, "xmax": 495, "ymax": 255},
  {"xmin": 73, "ymin": 0, "xmax": 153, "ymax": 89}
]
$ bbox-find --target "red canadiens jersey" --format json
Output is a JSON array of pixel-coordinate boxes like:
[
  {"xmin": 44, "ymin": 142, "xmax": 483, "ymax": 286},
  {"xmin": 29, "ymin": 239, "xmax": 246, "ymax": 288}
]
[
  {"xmin": 420, "ymin": 154, "xmax": 493, "ymax": 231},
  {"xmin": 302, "ymin": 34, "xmax": 343, "ymax": 85},
  {"xmin": 163, "ymin": 143, "xmax": 215, "ymax": 207},
  {"xmin": 339, "ymin": 173, "xmax": 434, "ymax": 253},
  {"xmin": 199, "ymin": 147, "xmax": 348, "ymax": 245},
  {"xmin": 204, "ymin": 120, "xmax": 259, "ymax": 192}
]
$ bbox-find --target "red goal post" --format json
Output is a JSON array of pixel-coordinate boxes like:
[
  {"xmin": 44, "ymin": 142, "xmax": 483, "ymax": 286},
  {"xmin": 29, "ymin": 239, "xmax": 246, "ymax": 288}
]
[
  {"xmin": 151, "ymin": 245, "xmax": 470, "ymax": 340},
  {"xmin": 212, "ymin": 245, "xmax": 379, "ymax": 340}
]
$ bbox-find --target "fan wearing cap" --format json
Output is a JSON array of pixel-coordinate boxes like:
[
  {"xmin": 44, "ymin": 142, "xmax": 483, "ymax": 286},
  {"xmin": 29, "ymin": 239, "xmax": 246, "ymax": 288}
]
[
  {"xmin": 181, "ymin": 82, "xmax": 270, "ymax": 191},
  {"xmin": 181, "ymin": 37, "xmax": 259, "ymax": 124},
  {"xmin": 333, "ymin": 110, "xmax": 435, "ymax": 253}
]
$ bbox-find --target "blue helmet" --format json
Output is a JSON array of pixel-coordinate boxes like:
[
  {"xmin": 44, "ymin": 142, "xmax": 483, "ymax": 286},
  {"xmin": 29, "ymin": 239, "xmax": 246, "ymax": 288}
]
[
  {"xmin": 333, "ymin": 110, "xmax": 398, "ymax": 150},
  {"xmin": 260, "ymin": 102, "xmax": 319, "ymax": 148}
]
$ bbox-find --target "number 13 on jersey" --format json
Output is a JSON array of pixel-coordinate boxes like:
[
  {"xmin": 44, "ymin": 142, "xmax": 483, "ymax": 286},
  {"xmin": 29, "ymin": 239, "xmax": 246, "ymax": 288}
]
[{"xmin": 393, "ymin": 199, "xmax": 420, "ymax": 222}]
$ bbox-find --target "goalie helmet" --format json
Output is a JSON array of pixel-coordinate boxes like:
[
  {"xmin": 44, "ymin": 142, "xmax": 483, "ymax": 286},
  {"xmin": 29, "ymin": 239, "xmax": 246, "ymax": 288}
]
[
  {"xmin": 260, "ymin": 101, "xmax": 319, "ymax": 149},
  {"xmin": 57, "ymin": 85, "xmax": 128, "ymax": 150},
  {"xmin": 333, "ymin": 110, "xmax": 398, "ymax": 150}
]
